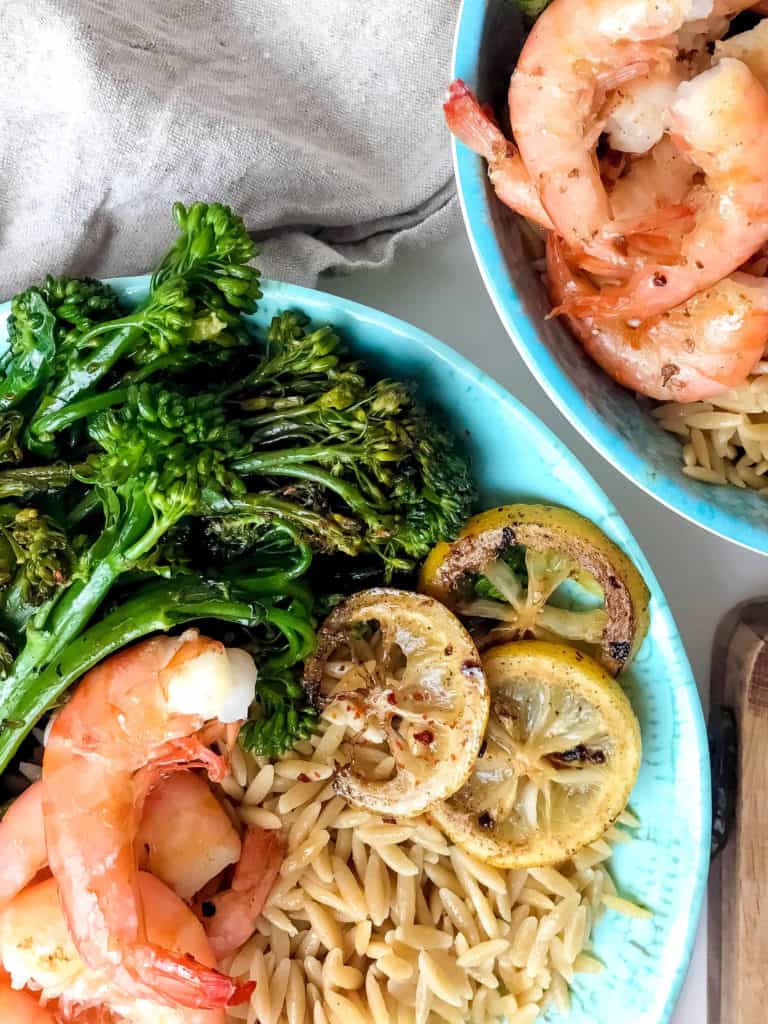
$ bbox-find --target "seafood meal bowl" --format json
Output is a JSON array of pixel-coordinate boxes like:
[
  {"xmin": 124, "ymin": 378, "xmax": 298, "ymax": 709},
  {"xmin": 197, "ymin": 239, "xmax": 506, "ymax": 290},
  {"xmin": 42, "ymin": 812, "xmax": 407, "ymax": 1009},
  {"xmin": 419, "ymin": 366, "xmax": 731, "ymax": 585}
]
[
  {"xmin": 106, "ymin": 274, "xmax": 708, "ymax": 1024},
  {"xmin": 0, "ymin": 263, "xmax": 708, "ymax": 1023},
  {"xmin": 451, "ymin": 0, "xmax": 768, "ymax": 555}
]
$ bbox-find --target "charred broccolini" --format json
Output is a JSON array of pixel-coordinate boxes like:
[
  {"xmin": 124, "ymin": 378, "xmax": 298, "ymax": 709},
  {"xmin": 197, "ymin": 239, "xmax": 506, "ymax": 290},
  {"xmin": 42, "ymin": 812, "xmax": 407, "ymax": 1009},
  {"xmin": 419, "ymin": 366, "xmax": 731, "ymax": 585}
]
[{"xmin": 0, "ymin": 201, "xmax": 475, "ymax": 772}]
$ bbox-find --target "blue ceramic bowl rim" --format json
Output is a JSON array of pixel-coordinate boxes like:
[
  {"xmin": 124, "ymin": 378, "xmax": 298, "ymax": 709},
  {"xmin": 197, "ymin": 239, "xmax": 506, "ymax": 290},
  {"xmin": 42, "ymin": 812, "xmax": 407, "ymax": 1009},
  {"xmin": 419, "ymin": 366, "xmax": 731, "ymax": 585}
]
[
  {"xmin": 451, "ymin": 0, "xmax": 768, "ymax": 557},
  {"xmin": 94, "ymin": 275, "xmax": 708, "ymax": 1022}
]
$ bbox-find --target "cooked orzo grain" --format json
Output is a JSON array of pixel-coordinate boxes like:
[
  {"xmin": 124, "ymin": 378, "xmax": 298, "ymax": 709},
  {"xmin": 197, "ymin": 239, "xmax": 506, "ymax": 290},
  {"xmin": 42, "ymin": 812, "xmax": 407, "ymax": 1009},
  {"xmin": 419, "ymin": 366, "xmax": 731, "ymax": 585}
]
[
  {"xmin": 222, "ymin": 720, "xmax": 641, "ymax": 1024},
  {"xmin": 654, "ymin": 366, "xmax": 768, "ymax": 491}
]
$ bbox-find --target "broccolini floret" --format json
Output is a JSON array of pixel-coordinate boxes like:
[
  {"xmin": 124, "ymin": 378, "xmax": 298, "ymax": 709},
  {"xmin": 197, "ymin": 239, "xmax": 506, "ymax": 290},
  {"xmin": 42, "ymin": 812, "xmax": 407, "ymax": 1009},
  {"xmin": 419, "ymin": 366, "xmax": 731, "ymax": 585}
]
[
  {"xmin": 19, "ymin": 204, "xmax": 260, "ymax": 446},
  {"xmin": 0, "ymin": 504, "xmax": 73, "ymax": 638},
  {"xmin": 230, "ymin": 314, "xmax": 476, "ymax": 573},
  {"xmin": 0, "ymin": 289, "xmax": 57, "ymax": 411},
  {"xmin": 40, "ymin": 276, "xmax": 124, "ymax": 346},
  {"xmin": 239, "ymin": 670, "xmax": 318, "ymax": 758}
]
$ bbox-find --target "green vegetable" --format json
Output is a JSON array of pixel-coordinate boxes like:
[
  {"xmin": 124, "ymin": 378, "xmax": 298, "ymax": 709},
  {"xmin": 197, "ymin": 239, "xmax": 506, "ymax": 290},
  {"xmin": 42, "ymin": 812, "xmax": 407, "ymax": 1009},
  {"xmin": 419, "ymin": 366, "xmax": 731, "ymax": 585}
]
[
  {"xmin": 0, "ymin": 200, "xmax": 474, "ymax": 775},
  {"xmin": 0, "ymin": 290, "xmax": 57, "ymax": 411},
  {"xmin": 38, "ymin": 275, "xmax": 125, "ymax": 347},
  {"xmin": 230, "ymin": 312, "xmax": 476, "ymax": 574},
  {"xmin": 25, "ymin": 202, "xmax": 261, "ymax": 445},
  {"xmin": 516, "ymin": 0, "xmax": 553, "ymax": 17},
  {"xmin": 0, "ymin": 413, "xmax": 25, "ymax": 466},
  {"xmin": 0, "ymin": 505, "xmax": 73, "ymax": 637},
  {"xmin": 0, "ymin": 464, "xmax": 74, "ymax": 500},
  {"xmin": 239, "ymin": 670, "xmax": 319, "ymax": 757}
]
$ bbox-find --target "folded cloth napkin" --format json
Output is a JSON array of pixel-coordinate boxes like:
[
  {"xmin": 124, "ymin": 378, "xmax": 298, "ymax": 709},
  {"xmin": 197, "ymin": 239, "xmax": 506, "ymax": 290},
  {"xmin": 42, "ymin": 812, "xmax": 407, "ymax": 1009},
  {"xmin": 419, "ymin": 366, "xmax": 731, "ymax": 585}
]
[{"xmin": 0, "ymin": 0, "xmax": 458, "ymax": 299}]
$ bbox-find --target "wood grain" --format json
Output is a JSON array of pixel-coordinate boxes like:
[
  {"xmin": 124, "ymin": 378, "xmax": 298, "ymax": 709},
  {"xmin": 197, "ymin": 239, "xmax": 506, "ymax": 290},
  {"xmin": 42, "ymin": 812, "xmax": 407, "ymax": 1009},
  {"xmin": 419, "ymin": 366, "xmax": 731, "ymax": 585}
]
[{"xmin": 709, "ymin": 601, "xmax": 768, "ymax": 1024}]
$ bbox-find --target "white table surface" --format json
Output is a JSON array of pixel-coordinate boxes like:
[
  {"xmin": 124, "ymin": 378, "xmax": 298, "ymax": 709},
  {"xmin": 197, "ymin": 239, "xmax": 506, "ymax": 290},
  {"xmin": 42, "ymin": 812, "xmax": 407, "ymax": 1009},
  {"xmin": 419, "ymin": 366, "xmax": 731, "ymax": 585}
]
[{"xmin": 326, "ymin": 222, "xmax": 768, "ymax": 1024}]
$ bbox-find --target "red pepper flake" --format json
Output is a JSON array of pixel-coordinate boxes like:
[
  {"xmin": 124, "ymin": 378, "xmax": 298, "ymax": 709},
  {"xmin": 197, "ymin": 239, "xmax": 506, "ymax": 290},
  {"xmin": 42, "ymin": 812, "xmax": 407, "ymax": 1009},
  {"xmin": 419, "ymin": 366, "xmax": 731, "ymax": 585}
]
[
  {"xmin": 414, "ymin": 729, "xmax": 434, "ymax": 745},
  {"xmin": 297, "ymin": 772, "xmax": 311, "ymax": 783},
  {"xmin": 461, "ymin": 660, "xmax": 482, "ymax": 680},
  {"xmin": 387, "ymin": 692, "xmax": 397, "ymax": 705}
]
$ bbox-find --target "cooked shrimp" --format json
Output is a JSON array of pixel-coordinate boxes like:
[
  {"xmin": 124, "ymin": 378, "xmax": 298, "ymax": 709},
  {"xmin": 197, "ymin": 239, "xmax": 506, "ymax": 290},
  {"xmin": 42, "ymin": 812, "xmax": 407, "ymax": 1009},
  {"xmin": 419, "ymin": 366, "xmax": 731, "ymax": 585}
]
[
  {"xmin": 547, "ymin": 233, "xmax": 768, "ymax": 400},
  {"xmin": 0, "ymin": 874, "xmax": 225, "ymax": 1024},
  {"xmin": 195, "ymin": 826, "xmax": 284, "ymax": 960},
  {"xmin": 603, "ymin": 59, "xmax": 695, "ymax": 155},
  {"xmin": 601, "ymin": 136, "xmax": 698, "ymax": 255},
  {"xmin": 443, "ymin": 80, "xmax": 554, "ymax": 229},
  {"xmin": 508, "ymin": 0, "xmax": 710, "ymax": 254},
  {"xmin": 0, "ymin": 781, "xmax": 46, "ymax": 908},
  {"xmin": 0, "ymin": 771, "xmax": 243, "ymax": 914},
  {"xmin": 136, "ymin": 773, "xmax": 242, "ymax": 904},
  {"xmin": 562, "ymin": 59, "xmax": 768, "ymax": 320},
  {"xmin": 0, "ymin": 972, "xmax": 55, "ymax": 1023},
  {"xmin": 42, "ymin": 632, "xmax": 258, "ymax": 1010}
]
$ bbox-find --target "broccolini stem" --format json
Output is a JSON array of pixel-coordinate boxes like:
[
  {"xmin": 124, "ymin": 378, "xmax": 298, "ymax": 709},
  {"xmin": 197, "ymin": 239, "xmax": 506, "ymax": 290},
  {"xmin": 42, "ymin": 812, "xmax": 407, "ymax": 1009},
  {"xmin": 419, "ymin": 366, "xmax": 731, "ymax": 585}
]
[
  {"xmin": 262, "ymin": 603, "xmax": 317, "ymax": 670},
  {"xmin": 203, "ymin": 491, "xmax": 364, "ymax": 557},
  {"xmin": 67, "ymin": 489, "xmax": 101, "ymax": 527},
  {"xmin": 0, "ymin": 576, "xmax": 268, "ymax": 772},
  {"xmin": 0, "ymin": 464, "xmax": 74, "ymax": 500},
  {"xmin": 123, "ymin": 350, "xmax": 209, "ymax": 385},
  {"xmin": 9, "ymin": 498, "xmax": 158, "ymax": 687},
  {"xmin": 29, "ymin": 323, "xmax": 141, "ymax": 436},
  {"xmin": 241, "ymin": 405, "xmax": 315, "ymax": 427},
  {"xmin": 31, "ymin": 387, "xmax": 131, "ymax": 436},
  {"xmin": 233, "ymin": 452, "xmax": 384, "ymax": 521},
  {"xmin": 231, "ymin": 576, "xmax": 313, "ymax": 611}
]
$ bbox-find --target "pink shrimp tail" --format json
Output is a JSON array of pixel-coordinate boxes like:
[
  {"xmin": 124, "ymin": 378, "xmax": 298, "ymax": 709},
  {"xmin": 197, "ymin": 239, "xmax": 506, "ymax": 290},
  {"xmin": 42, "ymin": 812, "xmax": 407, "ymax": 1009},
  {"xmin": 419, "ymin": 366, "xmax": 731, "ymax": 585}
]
[
  {"xmin": 444, "ymin": 79, "xmax": 507, "ymax": 162},
  {"xmin": 558, "ymin": 290, "xmax": 632, "ymax": 319},
  {"xmin": 125, "ymin": 944, "xmax": 255, "ymax": 1008},
  {"xmin": 198, "ymin": 827, "xmax": 285, "ymax": 960},
  {"xmin": 133, "ymin": 735, "xmax": 229, "ymax": 805}
]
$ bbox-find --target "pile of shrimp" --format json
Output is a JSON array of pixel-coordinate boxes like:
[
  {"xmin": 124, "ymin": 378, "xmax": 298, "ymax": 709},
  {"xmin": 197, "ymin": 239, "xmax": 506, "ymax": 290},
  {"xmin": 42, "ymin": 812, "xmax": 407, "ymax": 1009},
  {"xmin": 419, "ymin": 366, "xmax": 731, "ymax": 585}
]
[
  {"xmin": 0, "ymin": 631, "xmax": 284, "ymax": 1024},
  {"xmin": 446, "ymin": 0, "xmax": 768, "ymax": 404}
]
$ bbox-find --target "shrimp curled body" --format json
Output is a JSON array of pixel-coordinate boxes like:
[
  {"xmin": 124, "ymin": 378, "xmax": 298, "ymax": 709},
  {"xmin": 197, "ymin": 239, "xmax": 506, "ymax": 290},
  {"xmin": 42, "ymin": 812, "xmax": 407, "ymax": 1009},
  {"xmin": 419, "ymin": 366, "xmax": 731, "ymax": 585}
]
[
  {"xmin": 507, "ymin": 0, "xmax": 706, "ymax": 254},
  {"xmin": 547, "ymin": 233, "xmax": 768, "ymax": 400},
  {"xmin": 565, "ymin": 59, "xmax": 768, "ymax": 319},
  {"xmin": 41, "ymin": 632, "xmax": 257, "ymax": 1011},
  {"xmin": 0, "ymin": 874, "xmax": 225, "ymax": 1024},
  {"xmin": 0, "ymin": 781, "xmax": 47, "ymax": 909}
]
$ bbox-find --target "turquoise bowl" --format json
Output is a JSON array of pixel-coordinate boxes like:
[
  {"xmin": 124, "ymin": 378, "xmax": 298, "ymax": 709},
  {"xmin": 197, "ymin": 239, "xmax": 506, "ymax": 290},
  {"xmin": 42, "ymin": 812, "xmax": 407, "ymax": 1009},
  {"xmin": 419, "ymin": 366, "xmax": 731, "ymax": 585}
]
[
  {"xmin": 2, "ymin": 276, "xmax": 709, "ymax": 1022},
  {"xmin": 451, "ymin": 0, "xmax": 768, "ymax": 554}
]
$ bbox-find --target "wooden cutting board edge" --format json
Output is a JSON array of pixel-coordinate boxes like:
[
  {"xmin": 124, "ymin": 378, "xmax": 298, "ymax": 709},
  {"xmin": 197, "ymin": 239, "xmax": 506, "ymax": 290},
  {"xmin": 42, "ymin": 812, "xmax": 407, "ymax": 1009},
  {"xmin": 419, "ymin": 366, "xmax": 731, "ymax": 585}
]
[{"xmin": 708, "ymin": 599, "xmax": 768, "ymax": 1024}]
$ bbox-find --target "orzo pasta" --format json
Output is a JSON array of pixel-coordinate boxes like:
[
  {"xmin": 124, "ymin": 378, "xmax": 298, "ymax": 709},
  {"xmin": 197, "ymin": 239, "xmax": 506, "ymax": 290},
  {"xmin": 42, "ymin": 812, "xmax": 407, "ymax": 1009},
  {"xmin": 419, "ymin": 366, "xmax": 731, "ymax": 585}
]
[
  {"xmin": 654, "ymin": 368, "xmax": 768, "ymax": 491},
  {"xmin": 222, "ymin": 717, "xmax": 640, "ymax": 1024}
]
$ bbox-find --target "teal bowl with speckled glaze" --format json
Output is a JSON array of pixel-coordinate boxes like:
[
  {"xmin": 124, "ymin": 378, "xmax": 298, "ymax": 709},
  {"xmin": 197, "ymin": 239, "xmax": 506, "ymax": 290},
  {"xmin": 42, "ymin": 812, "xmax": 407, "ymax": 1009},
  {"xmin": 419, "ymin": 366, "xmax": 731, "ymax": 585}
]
[
  {"xmin": 123, "ymin": 275, "xmax": 707, "ymax": 1024},
  {"xmin": 1, "ymin": 276, "xmax": 708, "ymax": 1022},
  {"xmin": 452, "ymin": 0, "xmax": 768, "ymax": 555}
]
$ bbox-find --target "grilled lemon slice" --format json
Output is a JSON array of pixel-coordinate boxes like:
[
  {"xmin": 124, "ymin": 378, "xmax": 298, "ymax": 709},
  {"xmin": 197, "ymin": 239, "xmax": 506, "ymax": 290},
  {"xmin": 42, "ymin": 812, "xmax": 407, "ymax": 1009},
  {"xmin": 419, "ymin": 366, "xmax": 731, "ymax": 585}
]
[
  {"xmin": 430, "ymin": 641, "xmax": 642, "ymax": 867},
  {"xmin": 419, "ymin": 503, "xmax": 650, "ymax": 674},
  {"xmin": 304, "ymin": 589, "xmax": 489, "ymax": 818}
]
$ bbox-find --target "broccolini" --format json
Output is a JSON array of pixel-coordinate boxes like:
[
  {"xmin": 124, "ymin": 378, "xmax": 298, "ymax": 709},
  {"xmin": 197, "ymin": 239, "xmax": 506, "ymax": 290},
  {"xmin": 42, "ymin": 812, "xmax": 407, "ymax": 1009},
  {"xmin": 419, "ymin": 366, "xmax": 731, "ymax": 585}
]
[{"xmin": 0, "ymin": 200, "xmax": 475, "ymax": 771}]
